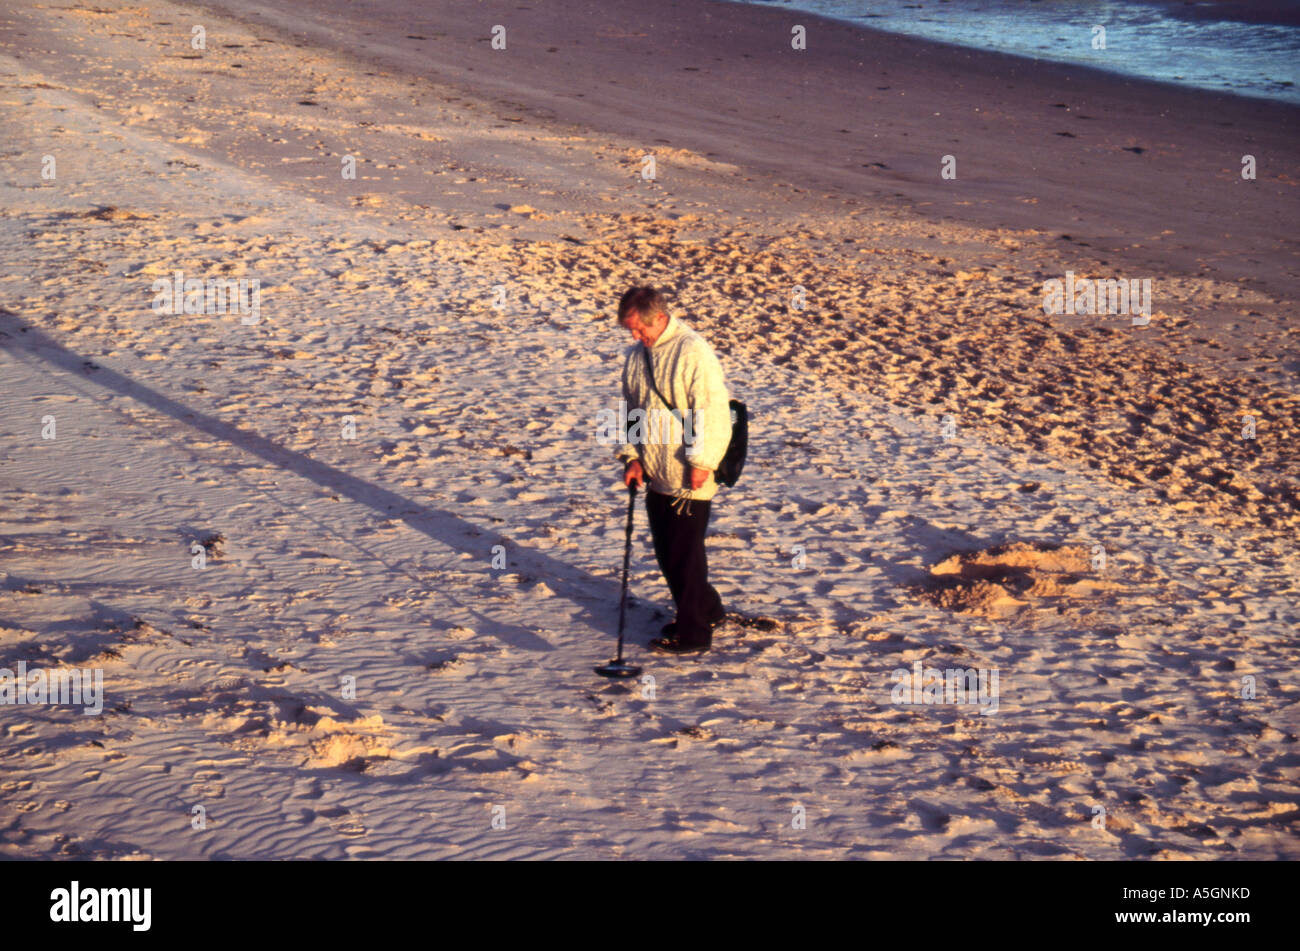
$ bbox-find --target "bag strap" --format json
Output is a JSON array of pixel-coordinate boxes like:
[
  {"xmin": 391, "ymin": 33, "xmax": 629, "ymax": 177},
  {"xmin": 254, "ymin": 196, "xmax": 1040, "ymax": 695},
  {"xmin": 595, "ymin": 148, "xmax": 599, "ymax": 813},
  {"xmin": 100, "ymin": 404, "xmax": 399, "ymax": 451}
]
[{"xmin": 642, "ymin": 345, "xmax": 677, "ymax": 412}]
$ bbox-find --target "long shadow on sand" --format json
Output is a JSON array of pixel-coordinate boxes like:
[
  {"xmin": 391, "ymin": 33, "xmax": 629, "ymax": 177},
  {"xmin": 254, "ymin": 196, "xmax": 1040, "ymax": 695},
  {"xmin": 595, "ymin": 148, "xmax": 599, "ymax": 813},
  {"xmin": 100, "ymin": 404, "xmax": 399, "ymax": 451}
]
[{"xmin": 0, "ymin": 310, "xmax": 620, "ymax": 652}]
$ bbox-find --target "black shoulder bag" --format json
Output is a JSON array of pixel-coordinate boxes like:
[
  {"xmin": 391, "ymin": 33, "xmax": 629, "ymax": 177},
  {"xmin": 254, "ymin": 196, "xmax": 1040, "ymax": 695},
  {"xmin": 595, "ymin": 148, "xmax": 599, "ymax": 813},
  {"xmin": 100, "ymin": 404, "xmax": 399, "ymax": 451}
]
[{"xmin": 642, "ymin": 346, "xmax": 748, "ymax": 488}]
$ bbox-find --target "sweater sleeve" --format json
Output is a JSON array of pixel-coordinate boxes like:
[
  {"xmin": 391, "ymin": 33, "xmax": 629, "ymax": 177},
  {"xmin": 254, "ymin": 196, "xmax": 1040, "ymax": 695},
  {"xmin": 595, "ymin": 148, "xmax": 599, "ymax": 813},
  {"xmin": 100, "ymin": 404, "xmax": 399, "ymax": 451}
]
[
  {"xmin": 682, "ymin": 339, "xmax": 732, "ymax": 472},
  {"xmin": 615, "ymin": 348, "xmax": 640, "ymax": 465}
]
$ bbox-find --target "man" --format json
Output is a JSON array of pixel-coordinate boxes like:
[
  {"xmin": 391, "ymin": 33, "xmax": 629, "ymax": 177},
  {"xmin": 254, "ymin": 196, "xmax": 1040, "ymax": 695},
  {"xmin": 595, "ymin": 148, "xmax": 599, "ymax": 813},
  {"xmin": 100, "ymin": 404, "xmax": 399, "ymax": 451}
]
[{"xmin": 614, "ymin": 286, "xmax": 732, "ymax": 654}]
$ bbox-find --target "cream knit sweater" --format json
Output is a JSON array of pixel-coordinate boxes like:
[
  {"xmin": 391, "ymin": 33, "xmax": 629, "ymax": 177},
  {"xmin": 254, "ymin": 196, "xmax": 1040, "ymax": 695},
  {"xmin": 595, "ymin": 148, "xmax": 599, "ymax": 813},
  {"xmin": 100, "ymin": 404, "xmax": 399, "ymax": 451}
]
[{"xmin": 615, "ymin": 315, "xmax": 733, "ymax": 503}]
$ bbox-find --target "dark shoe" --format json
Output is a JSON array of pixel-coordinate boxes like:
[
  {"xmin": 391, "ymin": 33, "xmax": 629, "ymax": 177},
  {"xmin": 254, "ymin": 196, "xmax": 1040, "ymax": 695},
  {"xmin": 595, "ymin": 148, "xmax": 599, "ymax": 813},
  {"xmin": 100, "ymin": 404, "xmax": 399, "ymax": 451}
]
[
  {"xmin": 662, "ymin": 610, "xmax": 727, "ymax": 638},
  {"xmin": 649, "ymin": 636, "xmax": 710, "ymax": 655}
]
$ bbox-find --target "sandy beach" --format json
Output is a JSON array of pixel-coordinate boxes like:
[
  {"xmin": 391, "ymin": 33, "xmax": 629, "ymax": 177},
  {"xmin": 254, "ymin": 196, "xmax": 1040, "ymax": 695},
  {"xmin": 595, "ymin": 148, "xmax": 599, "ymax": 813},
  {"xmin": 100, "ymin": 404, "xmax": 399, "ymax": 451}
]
[{"xmin": 0, "ymin": 0, "xmax": 1297, "ymax": 860}]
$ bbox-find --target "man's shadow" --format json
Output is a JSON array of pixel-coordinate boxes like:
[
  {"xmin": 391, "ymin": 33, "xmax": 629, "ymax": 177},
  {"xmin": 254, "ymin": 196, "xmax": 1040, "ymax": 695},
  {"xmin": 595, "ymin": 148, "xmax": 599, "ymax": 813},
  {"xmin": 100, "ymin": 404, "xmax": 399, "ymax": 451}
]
[{"xmin": 0, "ymin": 309, "xmax": 622, "ymax": 652}]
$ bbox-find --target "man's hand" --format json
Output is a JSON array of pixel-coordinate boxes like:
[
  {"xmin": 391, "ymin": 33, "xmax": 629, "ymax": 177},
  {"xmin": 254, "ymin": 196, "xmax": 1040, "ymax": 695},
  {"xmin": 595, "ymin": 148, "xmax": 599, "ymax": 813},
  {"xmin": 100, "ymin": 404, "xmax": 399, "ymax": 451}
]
[
  {"xmin": 623, "ymin": 459, "xmax": 644, "ymax": 489},
  {"xmin": 689, "ymin": 466, "xmax": 710, "ymax": 491}
]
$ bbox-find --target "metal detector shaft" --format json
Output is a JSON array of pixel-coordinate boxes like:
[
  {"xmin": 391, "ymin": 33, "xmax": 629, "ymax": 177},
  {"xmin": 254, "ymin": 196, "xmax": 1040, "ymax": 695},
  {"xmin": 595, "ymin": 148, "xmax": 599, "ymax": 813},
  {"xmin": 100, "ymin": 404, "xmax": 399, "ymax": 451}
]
[{"xmin": 613, "ymin": 482, "xmax": 637, "ymax": 662}]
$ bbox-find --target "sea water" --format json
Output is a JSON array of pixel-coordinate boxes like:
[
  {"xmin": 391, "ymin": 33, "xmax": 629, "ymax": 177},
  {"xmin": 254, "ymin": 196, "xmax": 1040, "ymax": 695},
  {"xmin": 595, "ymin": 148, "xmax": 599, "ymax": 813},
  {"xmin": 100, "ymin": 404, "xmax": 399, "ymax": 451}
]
[{"xmin": 733, "ymin": 0, "xmax": 1300, "ymax": 104}]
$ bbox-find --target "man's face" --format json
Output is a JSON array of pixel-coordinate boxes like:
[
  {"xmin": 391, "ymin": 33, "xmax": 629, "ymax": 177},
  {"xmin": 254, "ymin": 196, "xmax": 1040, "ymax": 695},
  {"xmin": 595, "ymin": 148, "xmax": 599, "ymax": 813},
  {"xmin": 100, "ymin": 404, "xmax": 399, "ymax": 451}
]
[{"xmin": 620, "ymin": 309, "xmax": 668, "ymax": 347}]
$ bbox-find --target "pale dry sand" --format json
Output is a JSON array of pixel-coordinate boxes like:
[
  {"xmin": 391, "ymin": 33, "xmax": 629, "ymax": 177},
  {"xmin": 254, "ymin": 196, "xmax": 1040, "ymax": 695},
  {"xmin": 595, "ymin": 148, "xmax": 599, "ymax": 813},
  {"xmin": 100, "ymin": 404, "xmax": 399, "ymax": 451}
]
[{"xmin": 0, "ymin": 2, "xmax": 1297, "ymax": 859}]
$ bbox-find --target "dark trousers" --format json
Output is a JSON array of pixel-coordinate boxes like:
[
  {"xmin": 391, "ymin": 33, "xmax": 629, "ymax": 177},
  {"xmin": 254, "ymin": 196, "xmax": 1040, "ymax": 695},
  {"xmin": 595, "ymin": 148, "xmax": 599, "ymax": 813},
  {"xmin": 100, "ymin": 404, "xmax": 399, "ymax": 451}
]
[{"xmin": 644, "ymin": 489, "xmax": 724, "ymax": 645}]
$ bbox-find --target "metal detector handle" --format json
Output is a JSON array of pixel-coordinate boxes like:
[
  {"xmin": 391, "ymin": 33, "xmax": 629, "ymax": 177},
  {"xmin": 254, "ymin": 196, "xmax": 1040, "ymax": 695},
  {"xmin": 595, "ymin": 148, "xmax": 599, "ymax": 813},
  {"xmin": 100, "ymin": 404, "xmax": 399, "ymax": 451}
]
[
  {"xmin": 621, "ymin": 482, "xmax": 636, "ymax": 574},
  {"xmin": 611, "ymin": 482, "xmax": 638, "ymax": 664},
  {"xmin": 623, "ymin": 483, "xmax": 637, "ymax": 546},
  {"xmin": 594, "ymin": 481, "xmax": 645, "ymax": 678}
]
